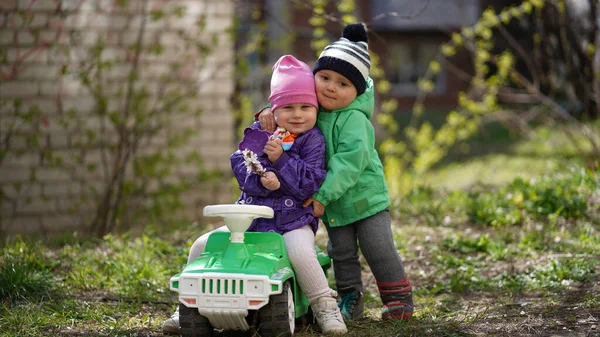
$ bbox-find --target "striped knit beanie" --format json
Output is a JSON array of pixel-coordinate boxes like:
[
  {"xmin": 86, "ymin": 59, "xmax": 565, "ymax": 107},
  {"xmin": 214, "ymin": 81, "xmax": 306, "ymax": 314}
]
[{"xmin": 313, "ymin": 23, "xmax": 370, "ymax": 95}]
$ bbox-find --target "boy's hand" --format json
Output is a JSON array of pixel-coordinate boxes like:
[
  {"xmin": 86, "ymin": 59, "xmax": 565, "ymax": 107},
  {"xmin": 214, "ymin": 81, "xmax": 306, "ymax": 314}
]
[
  {"xmin": 303, "ymin": 197, "xmax": 325, "ymax": 217},
  {"xmin": 264, "ymin": 138, "xmax": 284, "ymax": 163},
  {"xmin": 258, "ymin": 108, "xmax": 277, "ymax": 133},
  {"xmin": 260, "ymin": 171, "xmax": 280, "ymax": 190}
]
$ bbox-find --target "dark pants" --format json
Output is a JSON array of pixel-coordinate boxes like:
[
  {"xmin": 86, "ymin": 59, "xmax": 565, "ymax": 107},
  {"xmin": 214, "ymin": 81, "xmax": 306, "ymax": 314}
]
[{"xmin": 325, "ymin": 209, "xmax": 407, "ymax": 293}]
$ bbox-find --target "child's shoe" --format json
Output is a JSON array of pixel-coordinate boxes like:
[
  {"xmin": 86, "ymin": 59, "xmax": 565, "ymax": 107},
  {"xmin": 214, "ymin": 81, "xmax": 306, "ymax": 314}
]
[
  {"xmin": 377, "ymin": 277, "xmax": 413, "ymax": 320},
  {"xmin": 162, "ymin": 307, "xmax": 180, "ymax": 334},
  {"xmin": 311, "ymin": 296, "xmax": 348, "ymax": 334},
  {"xmin": 338, "ymin": 290, "xmax": 364, "ymax": 321}
]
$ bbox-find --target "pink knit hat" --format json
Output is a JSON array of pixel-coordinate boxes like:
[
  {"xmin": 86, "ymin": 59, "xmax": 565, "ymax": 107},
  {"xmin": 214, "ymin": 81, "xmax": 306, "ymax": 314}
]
[{"xmin": 269, "ymin": 55, "xmax": 318, "ymax": 112}]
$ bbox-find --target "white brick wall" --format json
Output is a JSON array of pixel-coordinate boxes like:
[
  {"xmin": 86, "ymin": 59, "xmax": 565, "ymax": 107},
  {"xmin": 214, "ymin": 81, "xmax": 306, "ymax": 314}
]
[
  {"xmin": 0, "ymin": 1, "xmax": 16, "ymax": 10},
  {"xmin": 0, "ymin": 0, "xmax": 235, "ymax": 236}
]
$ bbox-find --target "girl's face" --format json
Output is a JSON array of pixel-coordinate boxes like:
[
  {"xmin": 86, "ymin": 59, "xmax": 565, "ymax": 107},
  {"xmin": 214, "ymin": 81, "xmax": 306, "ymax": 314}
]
[
  {"xmin": 273, "ymin": 103, "xmax": 318, "ymax": 134},
  {"xmin": 314, "ymin": 70, "xmax": 358, "ymax": 111}
]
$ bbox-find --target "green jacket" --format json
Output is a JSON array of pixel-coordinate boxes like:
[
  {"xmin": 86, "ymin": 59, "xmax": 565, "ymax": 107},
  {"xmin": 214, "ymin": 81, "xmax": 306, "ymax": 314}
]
[{"xmin": 313, "ymin": 77, "xmax": 390, "ymax": 227}]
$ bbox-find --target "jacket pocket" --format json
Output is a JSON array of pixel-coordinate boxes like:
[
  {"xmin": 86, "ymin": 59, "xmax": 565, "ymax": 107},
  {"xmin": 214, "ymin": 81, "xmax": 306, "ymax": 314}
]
[
  {"xmin": 353, "ymin": 195, "xmax": 369, "ymax": 214},
  {"xmin": 349, "ymin": 184, "xmax": 374, "ymax": 214},
  {"xmin": 332, "ymin": 182, "xmax": 382, "ymax": 215}
]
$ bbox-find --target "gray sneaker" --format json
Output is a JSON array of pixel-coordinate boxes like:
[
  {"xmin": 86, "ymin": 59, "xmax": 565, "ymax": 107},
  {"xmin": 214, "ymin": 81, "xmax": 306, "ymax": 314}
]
[
  {"xmin": 338, "ymin": 291, "xmax": 364, "ymax": 321},
  {"xmin": 162, "ymin": 307, "xmax": 180, "ymax": 334}
]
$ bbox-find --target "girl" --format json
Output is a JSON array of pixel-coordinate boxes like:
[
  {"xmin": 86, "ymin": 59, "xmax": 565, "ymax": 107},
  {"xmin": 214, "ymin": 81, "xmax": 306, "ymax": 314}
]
[{"xmin": 163, "ymin": 55, "xmax": 347, "ymax": 335}]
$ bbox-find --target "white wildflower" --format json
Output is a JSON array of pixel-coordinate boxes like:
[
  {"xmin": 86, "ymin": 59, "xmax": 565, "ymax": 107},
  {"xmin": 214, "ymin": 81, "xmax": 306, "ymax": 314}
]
[
  {"xmin": 242, "ymin": 149, "xmax": 265, "ymax": 176},
  {"xmin": 561, "ymin": 279, "xmax": 572, "ymax": 286}
]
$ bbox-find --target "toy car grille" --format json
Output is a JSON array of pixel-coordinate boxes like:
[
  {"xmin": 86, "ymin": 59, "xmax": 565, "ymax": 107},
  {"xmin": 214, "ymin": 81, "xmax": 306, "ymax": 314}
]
[{"xmin": 201, "ymin": 277, "xmax": 244, "ymax": 295}]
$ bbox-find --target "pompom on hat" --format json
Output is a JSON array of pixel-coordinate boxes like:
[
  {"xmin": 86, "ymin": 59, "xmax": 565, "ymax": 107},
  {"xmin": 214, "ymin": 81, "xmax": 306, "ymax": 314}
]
[
  {"xmin": 313, "ymin": 23, "xmax": 371, "ymax": 95},
  {"xmin": 269, "ymin": 55, "xmax": 318, "ymax": 112}
]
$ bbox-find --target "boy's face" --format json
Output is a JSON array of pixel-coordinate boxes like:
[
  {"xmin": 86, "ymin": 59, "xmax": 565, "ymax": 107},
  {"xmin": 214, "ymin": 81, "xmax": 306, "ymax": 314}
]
[
  {"xmin": 314, "ymin": 70, "xmax": 358, "ymax": 111},
  {"xmin": 273, "ymin": 103, "xmax": 318, "ymax": 134}
]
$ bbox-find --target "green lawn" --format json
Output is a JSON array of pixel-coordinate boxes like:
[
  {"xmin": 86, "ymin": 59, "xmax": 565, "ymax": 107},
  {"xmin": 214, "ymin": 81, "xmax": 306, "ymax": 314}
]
[{"xmin": 423, "ymin": 121, "xmax": 598, "ymax": 190}]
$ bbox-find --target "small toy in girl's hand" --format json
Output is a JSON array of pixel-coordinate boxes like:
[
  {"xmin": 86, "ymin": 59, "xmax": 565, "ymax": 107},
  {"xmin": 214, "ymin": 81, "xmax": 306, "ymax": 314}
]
[
  {"xmin": 241, "ymin": 149, "xmax": 265, "ymax": 176},
  {"xmin": 271, "ymin": 127, "xmax": 297, "ymax": 151},
  {"xmin": 238, "ymin": 128, "xmax": 271, "ymax": 156}
]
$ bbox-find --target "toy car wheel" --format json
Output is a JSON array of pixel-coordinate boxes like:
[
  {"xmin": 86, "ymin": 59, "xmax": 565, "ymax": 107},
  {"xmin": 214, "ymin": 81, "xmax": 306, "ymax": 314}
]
[
  {"xmin": 258, "ymin": 280, "xmax": 295, "ymax": 337},
  {"xmin": 179, "ymin": 303, "xmax": 213, "ymax": 337}
]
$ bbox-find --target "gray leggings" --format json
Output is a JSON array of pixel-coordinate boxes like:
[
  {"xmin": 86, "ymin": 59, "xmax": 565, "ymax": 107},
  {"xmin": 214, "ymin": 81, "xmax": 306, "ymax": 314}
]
[{"xmin": 325, "ymin": 209, "xmax": 406, "ymax": 293}]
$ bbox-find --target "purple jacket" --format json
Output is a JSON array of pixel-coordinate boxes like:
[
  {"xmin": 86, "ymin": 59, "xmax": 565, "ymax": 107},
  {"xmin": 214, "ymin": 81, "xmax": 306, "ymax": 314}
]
[{"xmin": 231, "ymin": 122, "xmax": 326, "ymax": 234}]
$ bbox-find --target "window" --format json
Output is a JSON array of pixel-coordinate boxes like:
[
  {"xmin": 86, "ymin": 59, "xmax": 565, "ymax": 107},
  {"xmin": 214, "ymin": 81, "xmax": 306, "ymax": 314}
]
[
  {"xmin": 371, "ymin": 0, "xmax": 480, "ymax": 31},
  {"xmin": 386, "ymin": 41, "xmax": 446, "ymax": 96}
]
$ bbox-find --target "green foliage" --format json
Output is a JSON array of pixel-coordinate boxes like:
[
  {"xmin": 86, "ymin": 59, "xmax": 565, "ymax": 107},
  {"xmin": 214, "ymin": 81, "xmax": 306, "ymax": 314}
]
[
  {"xmin": 0, "ymin": 259, "xmax": 54, "ymax": 304},
  {"xmin": 467, "ymin": 190, "xmax": 524, "ymax": 226},
  {"xmin": 0, "ymin": 297, "xmax": 167, "ymax": 336},
  {"xmin": 467, "ymin": 168, "xmax": 596, "ymax": 226},
  {"xmin": 391, "ymin": 164, "xmax": 598, "ymax": 302},
  {"xmin": 375, "ymin": 0, "xmax": 600, "ymax": 197},
  {"xmin": 495, "ymin": 258, "xmax": 596, "ymax": 293},
  {"xmin": 396, "ymin": 166, "xmax": 598, "ymax": 228},
  {"xmin": 61, "ymin": 232, "xmax": 187, "ymax": 299},
  {"xmin": 0, "ymin": 237, "xmax": 58, "ymax": 304},
  {"xmin": 442, "ymin": 233, "xmax": 493, "ymax": 254},
  {"xmin": 0, "ymin": 231, "xmax": 189, "ymax": 336}
]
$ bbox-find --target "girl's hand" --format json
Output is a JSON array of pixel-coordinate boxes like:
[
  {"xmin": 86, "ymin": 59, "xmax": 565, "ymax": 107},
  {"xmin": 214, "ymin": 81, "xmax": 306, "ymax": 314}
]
[
  {"xmin": 258, "ymin": 108, "xmax": 277, "ymax": 133},
  {"xmin": 303, "ymin": 197, "xmax": 325, "ymax": 217},
  {"xmin": 260, "ymin": 171, "xmax": 280, "ymax": 190},
  {"xmin": 264, "ymin": 139, "xmax": 284, "ymax": 163}
]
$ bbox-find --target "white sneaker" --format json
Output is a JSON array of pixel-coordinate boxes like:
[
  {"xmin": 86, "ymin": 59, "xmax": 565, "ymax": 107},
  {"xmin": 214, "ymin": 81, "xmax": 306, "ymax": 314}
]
[
  {"xmin": 162, "ymin": 307, "xmax": 180, "ymax": 334},
  {"xmin": 311, "ymin": 296, "xmax": 348, "ymax": 335}
]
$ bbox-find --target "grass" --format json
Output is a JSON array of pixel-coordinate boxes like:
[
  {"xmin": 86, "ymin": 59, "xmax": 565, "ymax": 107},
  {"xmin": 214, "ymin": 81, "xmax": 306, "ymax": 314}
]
[
  {"xmin": 422, "ymin": 120, "xmax": 599, "ymax": 190},
  {"xmin": 1, "ymin": 124, "xmax": 599, "ymax": 336}
]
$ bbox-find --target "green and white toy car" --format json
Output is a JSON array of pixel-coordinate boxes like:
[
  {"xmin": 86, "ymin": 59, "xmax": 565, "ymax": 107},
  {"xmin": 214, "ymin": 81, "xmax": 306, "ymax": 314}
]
[{"xmin": 170, "ymin": 204, "xmax": 331, "ymax": 337}]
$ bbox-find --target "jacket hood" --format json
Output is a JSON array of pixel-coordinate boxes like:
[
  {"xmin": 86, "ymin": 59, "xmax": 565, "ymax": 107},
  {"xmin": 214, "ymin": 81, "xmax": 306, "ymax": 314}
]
[{"xmin": 327, "ymin": 76, "xmax": 374, "ymax": 119}]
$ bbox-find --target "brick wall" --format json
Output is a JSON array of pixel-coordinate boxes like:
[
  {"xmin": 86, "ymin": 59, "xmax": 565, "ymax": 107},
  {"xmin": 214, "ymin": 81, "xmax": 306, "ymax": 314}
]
[{"xmin": 0, "ymin": 0, "xmax": 236, "ymax": 236}]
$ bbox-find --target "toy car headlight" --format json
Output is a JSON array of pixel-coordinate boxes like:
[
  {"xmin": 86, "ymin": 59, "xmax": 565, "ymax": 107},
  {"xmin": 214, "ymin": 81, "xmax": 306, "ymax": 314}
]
[
  {"xmin": 180, "ymin": 278, "xmax": 199, "ymax": 292},
  {"xmin": 246, "ymin": 280, "xmax": 264, "ymax": 296}
]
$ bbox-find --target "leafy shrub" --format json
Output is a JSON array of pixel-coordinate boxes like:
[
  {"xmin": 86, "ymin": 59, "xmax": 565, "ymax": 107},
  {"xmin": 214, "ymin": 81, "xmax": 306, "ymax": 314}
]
[
  {"xmin": 467, "ymin": 168, "xmax": 597, "ymax": 226},
  {"xmin": 506, "ymin": 177, "xmax": 587, "ymax": 219}
]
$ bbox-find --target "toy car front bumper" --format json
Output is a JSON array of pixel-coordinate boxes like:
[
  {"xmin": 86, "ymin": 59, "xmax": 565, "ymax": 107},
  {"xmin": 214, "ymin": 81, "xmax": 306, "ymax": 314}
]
[
  {"xmin": 199, "ymin": 308, "xmax": 250, "ymax": 331},
  {"xmin": 170, "ymin": 272, "xmax": 283, "ymax": 330}
]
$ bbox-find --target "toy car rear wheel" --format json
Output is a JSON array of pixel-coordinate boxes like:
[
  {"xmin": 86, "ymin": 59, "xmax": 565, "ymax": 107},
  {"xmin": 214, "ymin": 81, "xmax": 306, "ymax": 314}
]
[
  {"xmin": 258, "ymin": 280, "xmax": 295, "ymax": 337},
  {"xmin": 179, "ymin": 303, "xmax": 213, "ymax": 337}
]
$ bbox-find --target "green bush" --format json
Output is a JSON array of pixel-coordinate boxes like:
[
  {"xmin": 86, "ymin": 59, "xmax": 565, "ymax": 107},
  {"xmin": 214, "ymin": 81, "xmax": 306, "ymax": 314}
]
[
  {"xmin": 506, "ymin": 177, "xmax": 587, "ymax": 219},
  {"xmin": 467, "ymin": 168, "xmax": 597, "ymax": 226}
]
